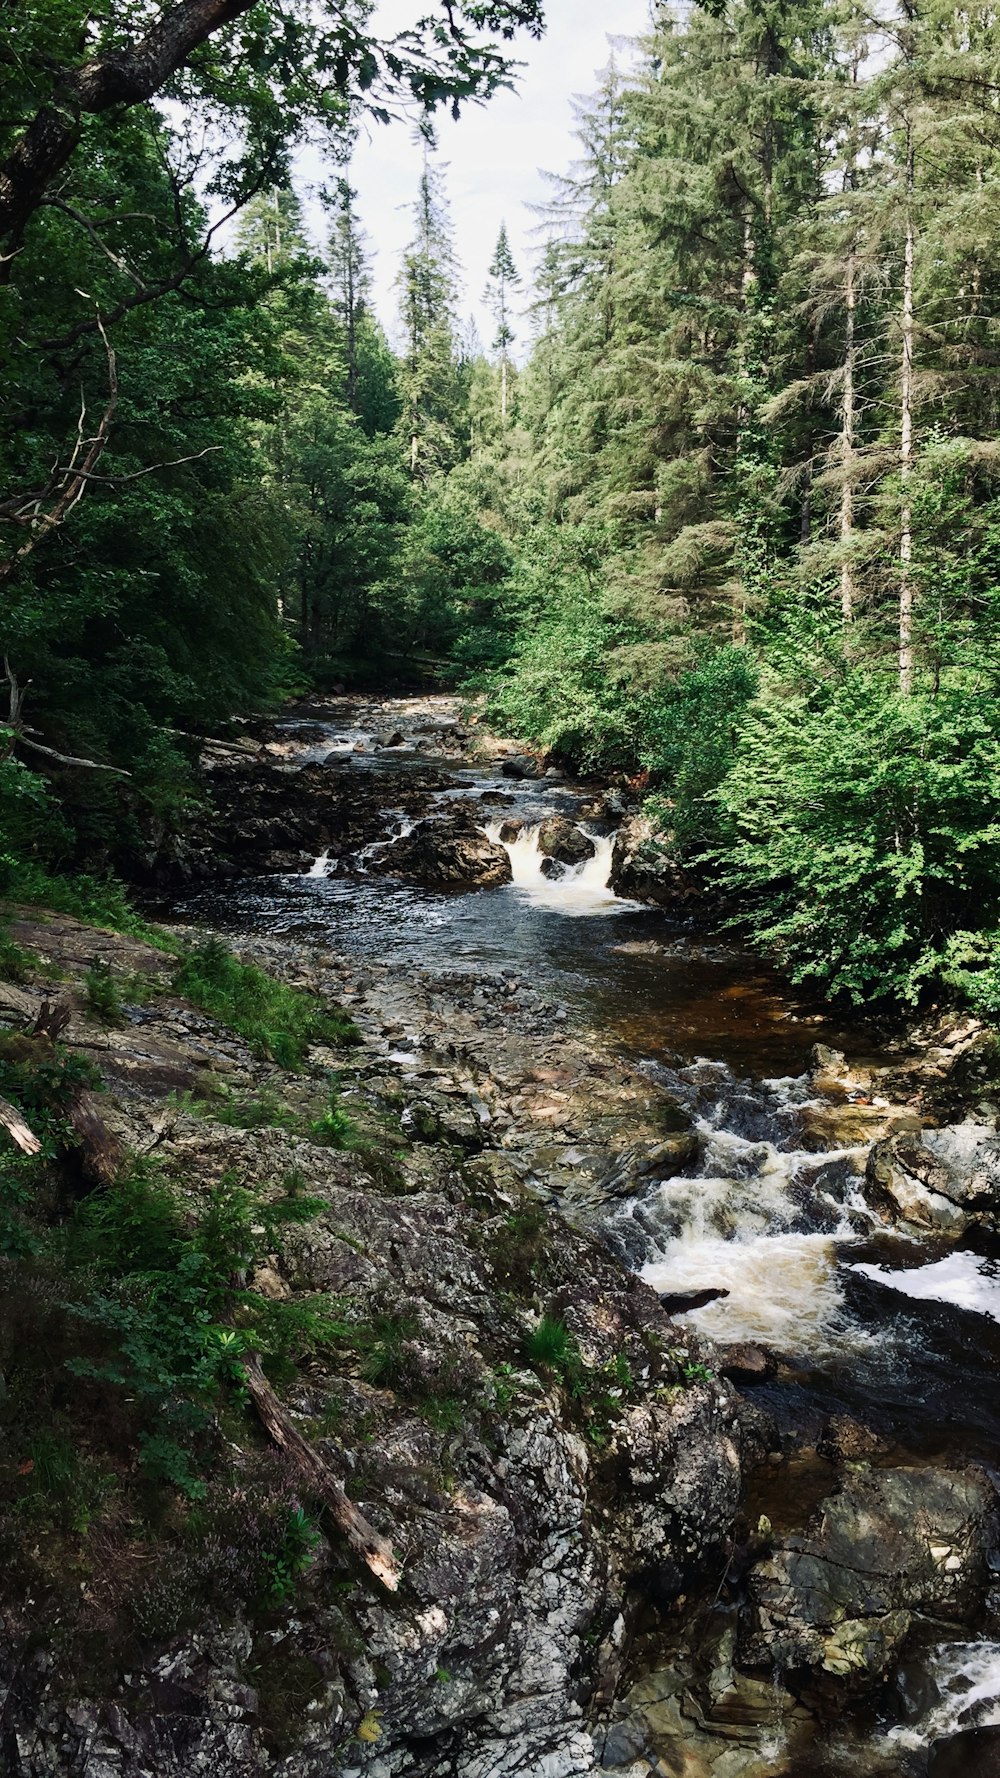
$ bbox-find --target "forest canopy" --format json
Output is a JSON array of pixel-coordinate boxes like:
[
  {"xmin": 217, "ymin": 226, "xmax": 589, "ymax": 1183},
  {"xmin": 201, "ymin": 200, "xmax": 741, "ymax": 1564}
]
[{"xmin": 5, "ymin": 0, "xmax": 1000, "ymax": 1010}]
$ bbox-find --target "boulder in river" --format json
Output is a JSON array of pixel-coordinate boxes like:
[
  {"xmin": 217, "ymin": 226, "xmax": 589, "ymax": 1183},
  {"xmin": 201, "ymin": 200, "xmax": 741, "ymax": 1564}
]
[
  {"xmin": 741, "ymin": 1465, "xmax": 998, "ymax": 1694},
  {"xmin": 371, "ymin": 812, "xmax": 512, "ymax": 888},
  {"xmin": 609, "ymin": 814, "xmax": 705, "ymax": 909},
  {"xmin": 372, "ymin": 729, "xmax": 405, "ymax": 748},
  {"xmin": 500, "ymin": 753, "xmax": 544, "ymax": 780},
  {"xmin": 537, "ymin": 816, "xmax": 595, "ymax": 867}
]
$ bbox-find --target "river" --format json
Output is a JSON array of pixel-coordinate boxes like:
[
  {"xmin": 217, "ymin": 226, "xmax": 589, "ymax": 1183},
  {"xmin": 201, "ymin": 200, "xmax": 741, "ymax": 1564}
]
[{"xmin": 165, "ymin": 695, "xmax": 1000, "ymax": 1777}]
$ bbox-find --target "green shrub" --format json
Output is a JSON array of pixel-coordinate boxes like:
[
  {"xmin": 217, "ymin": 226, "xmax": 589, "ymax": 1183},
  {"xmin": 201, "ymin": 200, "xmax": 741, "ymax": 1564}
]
[
  {"xmin": 642, "ymin": 645, "xmax": 758, "ymax": 848},
  {"xmin": 310, "ymin": 1079, "xmax": 354, "ymax": 1148},
  {"xmin": 0, "ymin": 928, "xmax": 30, "ymax": 982},
  {"xmin": 712, "ymin": 673, "xmax": 1000, "ymax": 1004},
  {"xmin": 260, "ymin": 1505, "xmax": 322, "ymax": 1606},
  {"xmin": 524, "ymin": 1315, "xmax": 579, "ymax": 1375},
  {"xmin": 83, "ymin": 960, "xmax": 126, "ymax": 1026},
  {"xmin": 64, "ymin": 1168, "xmax": 336, "ymax": 1497},
  {"xmin": 172, "ymin": 937, "xmax": 359, "ymax": 1067}
]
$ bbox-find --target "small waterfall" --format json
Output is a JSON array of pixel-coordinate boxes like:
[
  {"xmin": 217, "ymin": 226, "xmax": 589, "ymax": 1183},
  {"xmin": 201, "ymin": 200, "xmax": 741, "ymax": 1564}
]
[
  {"xmin": 617, "ymin": 1069, "xmax": 877, "ymax": 1360},
  {"xmin": 887, "ymin": 1640, "xmax": 1000, "ymax": 1749},
  {"xmin": 484, "ymin": 821, "xmax": 622, "ymax": 915},
  {"xmin": 307, "ymin": 850, "xmax": 331, "ymax": 878}
]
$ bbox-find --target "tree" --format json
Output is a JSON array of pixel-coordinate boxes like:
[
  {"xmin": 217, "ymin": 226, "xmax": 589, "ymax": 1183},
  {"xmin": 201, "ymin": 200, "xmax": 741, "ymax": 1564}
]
[
  {"xmin": 484, "ymin": 223, "xmax": 521, "ymax": 421},
  {"xmin": 0, "ymin": 2, "xmax": 546, "ymax": 257},
  {"xmin": 396, "ymin": 149, "xmax": 465, "ymax": 479}
]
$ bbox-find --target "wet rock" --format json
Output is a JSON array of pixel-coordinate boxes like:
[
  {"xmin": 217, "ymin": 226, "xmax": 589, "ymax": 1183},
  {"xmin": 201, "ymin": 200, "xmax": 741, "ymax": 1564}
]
[
  {"xmin": 717, "ymin": 1343, "xmax": 777, "ymax": 1384},
  {"xmin": 372, "ymin": 729, "xmax": 405, "ymax": 748},
  {"xmin": 538, "ymin": 818, "xmax": 596, "ymax": 868},
  {"xmin": 659, "ymin": 1287, "xmax": 731, "ymax": 1317},
  {"xmin": 865, "ymin": 1137, "xmax": 971, "ymax": 1233},
  {"xmin": 741, "ymin": 1466, "xmax": 998, "ymax": 1693},
  {"xmin": 928, "ymin": 1727, "xmax": 1000, "ymax": 1776},
  {"xmin": 867, "ymin": 1123, "xmax": 1000, "ymax": 1234},
  {"xmin": 798, "ymin": 1100, "xmax": 919, "ymax": 1151},
  {"xmin": 609, "ymin": 816, "xmax": 705, "ymax": 911},
  {"xmin": 371, "ymin": 813, "xmax": 512, "ymax": 888},
  {"xmin": 816, "ymin": 1415, "xmax": 886, "ymax": 1463},
  {"xmin": 500, "ymin": 753, "xmax": 544, "ymax": 780}
]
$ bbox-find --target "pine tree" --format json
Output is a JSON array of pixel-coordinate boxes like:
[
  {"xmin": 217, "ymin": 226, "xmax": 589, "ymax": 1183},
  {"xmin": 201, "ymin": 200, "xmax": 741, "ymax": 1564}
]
[
  {"xmin": 396, "ymin": 148, "xmax": 465, "ymax": 479},
  {"xmin": 484, "ymin": 223, "xmax": 522, "ymax": 421},
  {"xmin": 325, "ymin": 179, "xmax": 371, "ymax": 417}
]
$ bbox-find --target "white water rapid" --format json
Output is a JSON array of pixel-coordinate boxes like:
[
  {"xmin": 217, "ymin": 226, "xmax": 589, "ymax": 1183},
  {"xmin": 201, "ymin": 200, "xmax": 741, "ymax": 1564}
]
[
  {"xmin": 888, "ymin": 1640, "xmax": 1000, "ymax": 1749},
  {"xmin": 485, "ymin": 821, "xmax": 623, "ymax": 915}
]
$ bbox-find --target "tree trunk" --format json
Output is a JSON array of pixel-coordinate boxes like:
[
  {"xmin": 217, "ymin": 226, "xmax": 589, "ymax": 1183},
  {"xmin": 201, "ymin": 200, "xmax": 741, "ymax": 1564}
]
[
  {"xmin": 0, "ymin": 0, "xmax": 255, "ymax": 253},
  {"xmin": 500, "ymin": 356, "xmax": 508, "ymax": 423},
  {"xmin": 899, "ymin": 119, "xmax": 915, "ymax": 694},
  {"xmin": 840, "ymin": 245, "xmax": 857, "ymax": 623}
]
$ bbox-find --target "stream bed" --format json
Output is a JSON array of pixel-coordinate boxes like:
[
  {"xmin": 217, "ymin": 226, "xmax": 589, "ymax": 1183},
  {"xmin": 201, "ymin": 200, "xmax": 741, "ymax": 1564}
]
[{"xmin": 165, "ymin": 696, "xmax": 1000, "ymax": 1777}]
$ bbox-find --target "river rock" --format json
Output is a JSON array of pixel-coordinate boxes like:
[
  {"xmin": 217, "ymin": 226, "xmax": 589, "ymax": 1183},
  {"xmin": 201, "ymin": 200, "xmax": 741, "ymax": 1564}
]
[
  {"xmin": 741, "ymin": 1465, "xmax": 998, "ymax": 1694},
  {"xmin": 716, "ymin": 1342, "xmax": 777, "ymax": 1384},
  {"xmin": 609, "ymin": 815, "xmax": 704, "ymax": 910},
  {"xmin": 371, "ymin": 813, "xmax": 513, "ymax": 888},
  {"xmin": 538, "ymin": 817, "xmax": 596, "ymax": 867},
  {"xmin": 867, "ymin": 1123, "xmax": 1000, "ymax": 1234},
  {"xmin": 500, "ymin": 753, "xmax": 544, "ymax": 780},
  {"xmin": 373, "ymin": 729, "xmax": 405, "ymax": 748}
]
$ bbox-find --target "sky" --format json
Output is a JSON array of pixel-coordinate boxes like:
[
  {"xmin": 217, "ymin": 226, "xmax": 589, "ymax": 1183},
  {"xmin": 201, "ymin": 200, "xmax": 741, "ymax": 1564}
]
[{"xmin": 297, "ymin": 0, "xmax": 653, "ymax": 356}]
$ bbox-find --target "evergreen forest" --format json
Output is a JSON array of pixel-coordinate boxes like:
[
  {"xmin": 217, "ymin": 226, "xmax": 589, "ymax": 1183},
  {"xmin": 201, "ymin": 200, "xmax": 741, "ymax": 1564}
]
[{"xmin": 6, "ymin": 0, "xmax": 1000, "ymax": 1014}]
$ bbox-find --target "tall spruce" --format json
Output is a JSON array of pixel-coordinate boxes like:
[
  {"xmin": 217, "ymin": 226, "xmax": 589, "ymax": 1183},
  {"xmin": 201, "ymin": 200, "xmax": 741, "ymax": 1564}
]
[{"xmin": 484, "ymin": 223, "xmax": 522, "ymax": 422}]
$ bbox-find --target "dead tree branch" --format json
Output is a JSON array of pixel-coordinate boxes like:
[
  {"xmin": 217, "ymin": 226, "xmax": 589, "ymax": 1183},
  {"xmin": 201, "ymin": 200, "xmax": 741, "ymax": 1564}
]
[
  {"xmin": 0, "ymin": 1094, "xmax": 41, "ymax": 1156},
  {"xmin": 1, "ymin": 659, "xmax": 131, "ymax": 778},
  {"xmin": 242, "ymin": 1352, "xmax": 401, "ymax": 1593},
  {"xmin": 0, "ymin": 318, "xmax": 118, "ymax": 587}
]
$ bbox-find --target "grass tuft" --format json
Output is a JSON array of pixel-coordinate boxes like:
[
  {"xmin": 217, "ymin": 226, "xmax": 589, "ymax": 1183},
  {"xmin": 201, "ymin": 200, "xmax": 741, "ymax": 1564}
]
[{"xmin": 172, "ymin": 937, "xmax": 359, "ymax": 1068}]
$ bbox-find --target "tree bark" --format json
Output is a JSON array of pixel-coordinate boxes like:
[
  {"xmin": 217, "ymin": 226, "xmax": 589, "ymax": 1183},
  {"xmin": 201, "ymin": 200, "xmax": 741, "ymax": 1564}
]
[
  {"xmin": 840, "ymin": 245, "xmax": 857, "ymax": 623},
  {"xmin": 899, "ymin": 117, "xmax": 915, "ymax": 693},
  {"xmin": 0, "ymin": 0, "xmax": 255, "ymax": 252},
  {"xmin": 242, "ymin": 1353, "xmax": 401, "ymax": 1592}
]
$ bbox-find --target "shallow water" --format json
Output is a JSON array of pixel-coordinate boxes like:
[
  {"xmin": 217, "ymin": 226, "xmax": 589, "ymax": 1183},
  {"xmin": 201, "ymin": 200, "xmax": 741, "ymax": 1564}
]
[{"xmin": 166, "ymin": 697, "xmax": 1000, "ymax": 1775}]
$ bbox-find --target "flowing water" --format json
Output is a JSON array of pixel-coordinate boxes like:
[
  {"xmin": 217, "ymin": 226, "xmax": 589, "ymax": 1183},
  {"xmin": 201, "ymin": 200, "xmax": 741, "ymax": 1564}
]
[{"xmin": 165, "ymin": 696, "xmax": 1000, "ymax": 1776}]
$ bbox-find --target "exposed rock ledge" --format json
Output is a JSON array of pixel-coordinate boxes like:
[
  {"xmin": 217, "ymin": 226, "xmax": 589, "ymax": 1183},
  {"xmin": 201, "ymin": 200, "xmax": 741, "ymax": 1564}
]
[{"xmin": 0, "ymin": 911, "xmax": 745, "ymax": 1778}]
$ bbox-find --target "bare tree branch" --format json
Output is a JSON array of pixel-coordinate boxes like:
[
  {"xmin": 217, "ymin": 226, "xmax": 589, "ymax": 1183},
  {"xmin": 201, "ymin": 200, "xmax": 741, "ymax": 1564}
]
[
  {"xmin": 1, "ymin": 659, "xmax": 131, "ymax": 777},
  {"xmin": 0, "ymin": 318, "xmax": 117, "ymax": 585},
  {"xmin": 15, "ymin": 734, "xmax": 131, "ymax": 776}
]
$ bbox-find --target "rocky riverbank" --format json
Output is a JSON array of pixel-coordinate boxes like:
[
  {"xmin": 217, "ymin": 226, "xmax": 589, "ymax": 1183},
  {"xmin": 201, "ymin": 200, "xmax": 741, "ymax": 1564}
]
[
  {"xmin": 1, "ymin": 894, "xmax": 999, "ymax": 1777},
  {"xmin": 5, "ymin": 697, "xmax": 1000, "ymax": 1775}
]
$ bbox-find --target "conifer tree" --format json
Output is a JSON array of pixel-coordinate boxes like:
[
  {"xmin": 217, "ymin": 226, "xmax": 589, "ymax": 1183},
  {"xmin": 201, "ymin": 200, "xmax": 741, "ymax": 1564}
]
[
  {"xmin": 484, "ymin": 223, "xmax": 522, "ymax": 422},
  {"xmin": 396, "ymin": 148, "xmax": 465, "ymax": 479}
]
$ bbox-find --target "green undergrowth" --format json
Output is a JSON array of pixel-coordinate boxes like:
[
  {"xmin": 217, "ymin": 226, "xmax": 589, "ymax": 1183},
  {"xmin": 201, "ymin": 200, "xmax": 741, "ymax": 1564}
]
[
  {"xmin": 167, "ymin": 1075, "xmax": 358, "ymax": 1150},
  {"xmin": 523, "ymin": 1314, "xmax": 710, "ymax": 1448},
  {"xmin": 0, "ymin": 857, "xmax": 171, "ymax": 948},
  {"xmin": 0, "ymin": 926, "xmax": 32, "ymax": 982},
  {"xmin": 171, "ymin": 937, "xmax": 360, "ymax": 1067}
]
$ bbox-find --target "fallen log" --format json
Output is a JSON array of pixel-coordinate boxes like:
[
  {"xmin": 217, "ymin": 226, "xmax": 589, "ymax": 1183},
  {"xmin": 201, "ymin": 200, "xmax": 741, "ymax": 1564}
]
[
  {"xmin": 0, "ymin": 1093, "xmax": 41, "ymax": 1155},
  {"xmin": 242, "ymin": 1352, "xmax": 400, "ymax": 1593}
]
